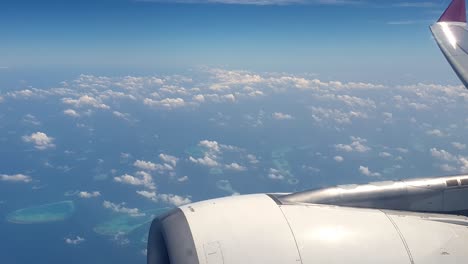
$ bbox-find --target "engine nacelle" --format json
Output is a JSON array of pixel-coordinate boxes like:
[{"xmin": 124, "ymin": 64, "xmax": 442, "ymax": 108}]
[{"xmin": 148, "ymin": 194, "xmax": 468, "ymax": 264}]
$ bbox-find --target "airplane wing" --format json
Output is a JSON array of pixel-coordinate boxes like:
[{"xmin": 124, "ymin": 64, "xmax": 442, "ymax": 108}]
[{"xmin": 430, "ymin": 0, "xmax": 468, "ymax": 88}]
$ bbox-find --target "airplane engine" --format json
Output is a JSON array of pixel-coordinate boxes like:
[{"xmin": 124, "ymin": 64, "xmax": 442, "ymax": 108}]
[{"xmin": 148, "ymin": 194, "xmax": 468, "ymax": 264}]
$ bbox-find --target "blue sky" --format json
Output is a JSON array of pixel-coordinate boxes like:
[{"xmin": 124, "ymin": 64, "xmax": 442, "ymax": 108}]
[{"xmin": 0, "ymin": 0, "xmax": 463, "ymax": 83}]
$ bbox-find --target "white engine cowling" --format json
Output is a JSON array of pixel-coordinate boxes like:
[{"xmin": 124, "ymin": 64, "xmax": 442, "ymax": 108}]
[{"xmin": 148, "ymin": 194, "xmax": 468, "ymax": 264}]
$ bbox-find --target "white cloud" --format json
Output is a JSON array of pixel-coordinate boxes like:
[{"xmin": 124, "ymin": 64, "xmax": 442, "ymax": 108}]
[
  {"xmin": 0, "ymin": 174, "xmax": 32, "ymax": 183},
  {"xmin": 430, "ymin": 148, "xmax": 468, "ymax": 173},
  {"xmin": 144, "ymin": 97, "xmax": 186, "ymax": 109},
  {"xmin": 396, "ymin": 147, "xmax": 409, "ymax": 154},
  {"xmin": 136, "ymin": 190, "xmax": 157, "ymax": 200},
  {"xmin": 379, "ymin": 152, "xmax": 392, "ymax": 158},
  {"xmin": 64, "ymin": 109, "xmax": 80, "ymax": 117},
  {"xmin": 246, "ymin": 154, "xmax": 259, "ymax": 164},
  {"xmin": 408, "ymin": 102, "xmax": 429, "ymax": 110},
  {"xmin": 102, "ymin": 201, "xmax": 144, "ymax": 216},
  {"xmin": 460, "ymin": 157, "xmax": 468, "ymax": 173},
  {"xmin": 311, "ymin": 107, "xmax": 367, "ymax": 124},
  {"xmin": 22, "ymin": 132, "xmax": 55, "ymax": 150},
  {"xmin": 189, "ymin": 140, "xmax": 243, "ymax": 168},
  {"xmin": 440, "ymin": 164, "xmax": 457, "ymax": 172},
  {"xmin": 333, "ymin": 156, "xmax": 344, "ymax": 162},
  {"xmin": 430, "ymin": 148, "xmax": 457, "ymax": 162},
  {"xmin": 22, "ymin": 114, "xmax": 41, "ymax": 126},
  {"xmin": 112, "ymin": 111, "xmax": 131, "ymax": 120},
  {"xmin": 224, "ymin": 162, "xmax": 247, "ymax": 171},
  {"xmin": 189, "ymin": 156, "xmax": 219, "ymax": 167},
  {"xmin": 134, "ymin": 160, "xmax": 158, "ymax": 171},
  {"xmin": 136, "ymin": 191, "xmax": 192, "ymax": 206},
  {"xmin": 177, "ymin": 176, "xmax": 189, "ymax": 182},
  {"xmin": 193, "ymin": 94, "xmax": 205, "ymax": 102},
  {"xmin": 157, "ymin": 194, "xmax": 192, "ymax": 206},
  {"xmin": 114, "ymin": 171, "xmax": 155, "ymax": 190},
  {"xmin": 65, "ymin": 236, "xmax": 85, "ymax": 245},
  {"xmin": 8, "ymin": 89, "xmax": 35, "ymax": 98},
  {"xmin": 199, "ymin": 140, "xmax": 221, "ymax": 152},
  {"xmin": 268, "ymin": 168, "xmax": 285, "ymax": 180},
  {"xmin": 78, "ymin": 191, "xmax": 101, "ymax": 198},
  {"xmin": 359, "ymin": 166, "xmax": 381, "ymax": 177},
  {"xmin": 159, "ymin": 153, "xmax": 178, "ymax": 167},
  {"xmin": 452, "ymin": 142, "xmax": 466, "ymax": 150},
  {"xmin": 426, "ymin": 129, "xmax": 446, "ymax": 137},
  {"xmin": 134, "ymin": 158, "xmax": 174, "ymax": 173},
  {"xmin": 272, "ymin": 112, "xmax": 294, "ymax": 120},
  {"xmin": 216, "ymin": 179, "xmax": 240, "ymax": 195},
  {"xmin": 62, "ymin": 95, "xmax": 110, "ymax": 109},
  {"xmin": 315, "ymin": 94, "xmax": 376, "ymax": 108},
  {"xmin": 335, "ymin": 136, "xmax": 370, "ymax": 153}
]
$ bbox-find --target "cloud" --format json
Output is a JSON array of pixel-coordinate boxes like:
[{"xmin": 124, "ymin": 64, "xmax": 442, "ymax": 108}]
[
  {"xmin": 311, "ymin": 107, "xmax": 367, "ymax": 125},
  {"xmin": 144, "ymin": 97, "xmax": 187, "ymax": 109},
  {"xmin": 22, "ymin": 132, "xmax": 55, "ymax": 150},
  {"xmin": 112, "ymin": 111, "xmax": 131, "ymax": 121},
  {"xmin": 63, "ymin": 109, "xmax": 80, "ymax": 117},
  {"xmin": 396, "ymin": 147, "xmax": 409, "ymax": 154},
  {"xmin": 335, "ymin": 136, "xmax": 370, "ymax": 153},
  {"xmin": 359, "ymin": 166, "xmax": 381, "ymax": 177},
  {"xmin": 452, "ymin": 142, "xmax": 466, "ymax": 150},
  {"xmin": 333, "ymin": 156, "xmax": 344, "ymax": 162},
  {"xmin": 246, "ymin": 154, "xmax": 259, "ymax": 164},
  {"xmin": 426, "ymin": 129, "xmax": 446, "ymax": 137},
  {"xmin": 430, "ymin": 148, "xmax": 456, "ymax": 162},
  {"xmin": 314, "ymin": 94, "xmax": 376, "ymax": 108},
  {"xmin": 189, "ymin": 156, "xmax": 219, "ymax": 167},
  {"xmin": 159, "ymin": 153, "xmax": 179, "ymax": 167},
  {"xmin": 224, "ymin": 162, "xmax": 247, "ymax": 171},
  {"xmin": 134, "ymin": 157, "xmax": 175, "ymax": 173},
  {"xmin": 177, "ymin": 176, "xmax": 189, "ymax": 182},
  {"xmin": 78, "ymin": 191, "xmax": 101, "ymax": 198},
  {"xmin": 379, "ymin": 152, "xmax": 392, "ymax": 158},
  {"xmin": 22, "ymin": 114, "xmax": 41, "ymax": 126},
  {"xmin": 136, "ymin": 191, "xmax": 192, "ymax": 206},
  {"xmin": 62, "ymin": 95, "xmax": 110, "ymax": 109},
  {"xmin": 65, "ymin": 236, "xmax": 85, "ymax": 245},
  {"xmin": 0, "ymin": 174, "xmax": 32, "ymax": 183},
  {"xmin": 272, "ymin": 112, "xmax": 294, "ymax": 120},
  {"xmin": 134, "ymin": 160, "xmax": 158, "ymax": 171},
  {"xmin": 114, "ymin": 171, "xmax": 156, "ymax": 190},
  {"xmin": 157, "ymin": 194, "xmax": 192, "ymax": 206},
  {"xmin": 102, "ymin": 201, "xmax": 144, "ymax": 216},
  {"xmin": 430, "ymin": 148, "xmax": 468, "ymax": 173},
  {"xmin": 188, "ymin": 140, "xmax": 243, "ymax": 169},
  {"xmin": 8, "ymin": 89, "xmax": 36, "ymax": 99},
  {"xmin": 440, "ymin": 164, "xmax": 457, "ymax": 172},
  {"xmin": 216, "ymin": 179, "xmax": 240, "ymax": 195},
  {"xmin": 136, "ymin": 190, "xmax": 157, "ymax": 200},
  {"xmin": 268, "ymin": 168, "xmax": 285, "ymax": 180},
  {"xmin": 199, "ymin": 140, "xmax": 221, "ymax": 152}
]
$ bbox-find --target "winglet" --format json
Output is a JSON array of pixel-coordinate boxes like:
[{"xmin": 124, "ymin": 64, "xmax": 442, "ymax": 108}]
[{"xmin": 438, "ymin": 0, "xmax": 466, "ymax": 22}]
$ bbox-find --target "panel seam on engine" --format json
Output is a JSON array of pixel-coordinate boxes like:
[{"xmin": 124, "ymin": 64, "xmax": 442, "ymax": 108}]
[
  {"xmin": 278, "ymin": 206, "xmax": 304, "ymax": 264},
  {"xmin": 382, "ymin": 212, "xmax": 415, "ymax": 264}
]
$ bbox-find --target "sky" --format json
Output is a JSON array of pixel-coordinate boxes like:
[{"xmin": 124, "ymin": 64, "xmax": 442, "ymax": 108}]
[{"xmin": 0, "ymin": 0, "xmax": 463, "ymax": 84}]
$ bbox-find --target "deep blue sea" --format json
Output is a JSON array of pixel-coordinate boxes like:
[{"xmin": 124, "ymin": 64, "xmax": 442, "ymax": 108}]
[{"xmin": 1, "ymin": 67, "xmax": 467, "ymax": 263}]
